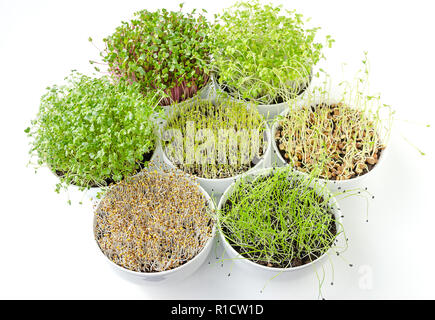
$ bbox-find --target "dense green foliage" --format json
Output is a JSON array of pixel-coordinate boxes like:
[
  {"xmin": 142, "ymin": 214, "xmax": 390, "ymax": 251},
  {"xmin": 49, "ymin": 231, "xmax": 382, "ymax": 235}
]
[
  {"xmin": 219, "ymin": 168, "xmax": 339, "ymax": 268},
  {"xmin": 212, "ymin": 1, "xmax": 333, "ymax": 104},
  {"xmin": 163, "ymin": 98, "xmax": 267, "ymax": 179},
  {"xmin": 26, "ymin": 72, "xmax": 159, "ymax": 190},
  {"xmin": 102, "ymin": 5, "xmax": 212, "ymax": 106}
]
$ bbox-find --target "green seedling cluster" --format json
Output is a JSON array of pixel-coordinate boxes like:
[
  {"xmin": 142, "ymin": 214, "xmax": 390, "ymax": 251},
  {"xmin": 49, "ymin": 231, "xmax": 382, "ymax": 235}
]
[
  {"xmin": 163, "ymin": 98, "xmax": 267, "ymax": 179},
  {"xmin": 277, "ymin": 102, "xmax": 385, "ymax": 180},
  {"xmin": 218, "ymin": 167, "xmax": 341, "ymax": 268},
  {"xmin": 24, "ymin": 1, "xmax": 396, "ymax": 294},
  {"xmin": 101, "ymin": 4, "xmax": 212, "ymax": 106},
  {"xmin": 276, "ymin": 56, "xmax": 393, "ymax": 180},
  {"xmin": 212, "ymin": 0, "xmax": 333, "ymax": 104},
  {"xmin": 26, "ymin": 71, "xmax": 159, "ymax": 190}
]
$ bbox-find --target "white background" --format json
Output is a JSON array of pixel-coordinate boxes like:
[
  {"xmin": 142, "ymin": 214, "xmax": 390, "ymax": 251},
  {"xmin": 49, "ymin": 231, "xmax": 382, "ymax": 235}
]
[{"xmin": 1, "ymin": 0, "xmax": 434, "ymax": 299}]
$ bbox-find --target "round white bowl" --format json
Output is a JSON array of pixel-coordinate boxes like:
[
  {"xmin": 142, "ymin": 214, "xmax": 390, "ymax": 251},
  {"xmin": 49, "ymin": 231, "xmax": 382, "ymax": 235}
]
[
  {"xmin": 271, "ymin": 104, "xmax": 389, "ymax": 192},
  {"xmin": 160, "ymin": 104, "xmax": 272, "ymax": 197},
  {"xmin": 212, "ymin": 75, "xmax": 310, "ymax": 121},
  {"xmin": 217, "ymin": 167, "xmax": 343, "ymax": 275},
  {"xmin": 93, "ymin": 171, "xmax": 216, "ymax": 285}
]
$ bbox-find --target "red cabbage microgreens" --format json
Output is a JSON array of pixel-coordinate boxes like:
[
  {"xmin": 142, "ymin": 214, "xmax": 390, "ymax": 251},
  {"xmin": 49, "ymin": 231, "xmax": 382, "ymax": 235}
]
[{"xmin": 102, "ymin": 4, "xmax": 212, "ymax": 106}]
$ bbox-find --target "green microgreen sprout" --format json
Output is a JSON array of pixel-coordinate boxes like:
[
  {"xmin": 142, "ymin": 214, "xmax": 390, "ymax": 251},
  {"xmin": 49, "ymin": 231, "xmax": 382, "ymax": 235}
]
[
  {"xmin": 101, "ymin": 4, "xmax": 212, "ymax": 106},
  {"xmin": 162, "ymin": 97, "xmax": 267, "ymax": 179},
  {"xmin": 94, "ymin": 169, "xmax": 214, "ymax": 273},
  {"xmin": 276, "ymin": 54, "xmax": 393, "ymax": 180},
  {"xmin": 26, "ymin": 71, "xmax": 160, "ymax": 191},
  {"xmin": 218, "ymin": 167, "xmax": 343, "ymax": 268},
  {"xmin": 211, "ymin": 0, "xmax": 334, "ymax": 105}
]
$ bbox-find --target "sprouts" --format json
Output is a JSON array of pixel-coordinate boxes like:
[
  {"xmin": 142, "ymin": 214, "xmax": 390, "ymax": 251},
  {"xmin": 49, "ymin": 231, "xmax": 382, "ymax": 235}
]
[
  {"xmin": 101, "ymin": 6, "xmax": 212, "ymax": 106},
  {"xmin": 211, "ymin": 1, "xmax": 333, "ymax": 105},
  {"xmin": 276, "ymin": 102, "xmax": 386, "ymax": 180},
  {"xmin": 219, "ymin": 168, "xmax": 340, "ymax": 268},
  {"xmin": 26, "ymin": 71, "xmax": 159, "ymax": 190},
  {"xmin": 162, "ymin": 98, "xmax": 267, "ymax": 179},
  {"xmin": 94, "ymin": 169, "xmax": 214, "ymax": 273},
  {"xmin": 276, "ymin": 54, "xmax": 393, "ymax": 180}
]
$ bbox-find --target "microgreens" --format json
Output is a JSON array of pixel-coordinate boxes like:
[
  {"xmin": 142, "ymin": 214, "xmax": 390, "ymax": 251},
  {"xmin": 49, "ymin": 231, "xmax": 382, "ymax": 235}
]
[
  {"xmin": 94, "ymin": 169, "xmax": 214, "ymax": 273},
  {"xmin": 26, "ymin": 71, "xmax": 160, "ymax": 190},
  {"xmin": 218, "ymin": 167, "xmax": 341, "ymax": 268},
  {"xmin": 101, "ymin": 4, "xmax": 212, "ymax": 106},
  {"xmin": 211, "ymin": 1, "xmax": 333, "ymax": 104},
  {"xmin": 162, "ymin": 98, "xmax": 267, "ymax": 179},
  {"xmin": 275, "ymin": 54, "xmax": 393, "ymax": 180}
]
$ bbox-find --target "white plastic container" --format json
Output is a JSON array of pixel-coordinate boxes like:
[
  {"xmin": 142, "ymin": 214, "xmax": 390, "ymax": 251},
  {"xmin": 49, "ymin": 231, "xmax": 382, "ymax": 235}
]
[
  {"xmin": 271, "ymin": 104, "xmax": 389, "ymax": 192},
  {"xmin": 255, "ymin": 101, "xmax": 289, "ymax": 121},
  {"xmin": 161, "ymin": 121, "xmax": 272, "ymax": 197},
  {"xmin": 217, "ymin": 167, "xmax": 343, "ymax": 275},
  {"xmin": 212, "ymin": 75, "xmax": 310, "ymax": 121},
  {"xmin": 93, "ymin": 173, "xmax": 216, "ymax": 285}
]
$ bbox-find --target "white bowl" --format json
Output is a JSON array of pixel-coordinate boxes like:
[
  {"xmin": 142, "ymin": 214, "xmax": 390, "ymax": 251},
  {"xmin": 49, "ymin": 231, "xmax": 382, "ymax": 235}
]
[
  {"xmin": 212, "ymin": 75, "xmax": 310, "ymax": 121},
  {"xmin": 161, "ymin": 113, "xmax": 272, "ymax": 197},
  {"xmin": 93, "ymin": 172, "xmax": 216, "ymax": 285},
  {"xmin": 217, "ymin": 167, "xmax": 343, "ymax": 275},
  {"xmin": 271, "ymin": 103, "xmax": 389, "ymax": 192}
]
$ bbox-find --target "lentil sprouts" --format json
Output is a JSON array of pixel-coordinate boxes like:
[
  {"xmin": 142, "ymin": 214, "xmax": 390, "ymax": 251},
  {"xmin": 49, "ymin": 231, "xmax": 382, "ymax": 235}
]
[
  {"xmin": 276, "ymin": 102, "xmax": 386, "ymax": 180},
  {"xmin": 94, "ymin": 169, "xmax": 214, "ymax": 273}
]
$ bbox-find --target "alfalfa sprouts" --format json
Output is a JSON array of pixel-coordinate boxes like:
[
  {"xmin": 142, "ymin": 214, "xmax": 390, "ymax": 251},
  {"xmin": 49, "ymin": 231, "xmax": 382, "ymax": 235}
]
[{"xmin": 94, "ymin": 169, "xmax": 214, "ymax": 273}]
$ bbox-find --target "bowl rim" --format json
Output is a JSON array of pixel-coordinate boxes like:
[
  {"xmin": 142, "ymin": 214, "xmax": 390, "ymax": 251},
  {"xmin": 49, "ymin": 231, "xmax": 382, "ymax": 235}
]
[
  {"xmin": 160, "ymin": 98, "xmax": 272, "ymax": 183},
  {"xmin": 212, "ymin": 71, "xmax": 312, "ymax": 108},
  {"xmin": 93, "ymin": 170, "xmax": 216, "ymax": 277},
  {"xmin": 217, "ymin": 167, "xmax": 343, "ymax": 272},
  {"xmin": 271, "ymin": 100, "xmax": 389, "ymax": 185}
]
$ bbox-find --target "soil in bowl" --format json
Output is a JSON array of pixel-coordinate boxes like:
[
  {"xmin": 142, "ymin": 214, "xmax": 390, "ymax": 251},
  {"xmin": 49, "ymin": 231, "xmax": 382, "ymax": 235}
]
[
  {"xmin": 219, "ymin": 168, "xmax": 338, "ymax": 268},
  {"xmin": 275, "ymin": 102, "xmax": 386, "ymax": 180},
  {"xmin": 94, "ymin": 169, "xmax": 214, "ymax": 273}
]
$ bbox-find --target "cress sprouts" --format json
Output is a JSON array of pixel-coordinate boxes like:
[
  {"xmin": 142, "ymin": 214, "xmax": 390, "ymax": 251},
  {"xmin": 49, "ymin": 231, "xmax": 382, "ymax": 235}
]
[
  {"xmin": 218, "ymin": 167, "xmax": 341, "ymax": 268},
  {"xmin": 26, "ymin": 71, "xmax": 159, "ymax": 190},
  {"xmin": 162, "ymin": 98, "xmax": 267, "ymax": 179},
  {"xmin": 94, "ymin": 169, "xmax": 214, "ymax": 273},
  {"xmin": 211, "ymin": 1, "xmax": 333, "ymax": 104},
  {"xmin": 101, "ymin": 5, "xmax": 212, "ymax": 106}
]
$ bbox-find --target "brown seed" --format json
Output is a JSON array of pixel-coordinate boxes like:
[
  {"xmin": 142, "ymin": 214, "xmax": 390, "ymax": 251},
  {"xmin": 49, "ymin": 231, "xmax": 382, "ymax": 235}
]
[
  {"xmin": 355, "ymin": 162, "xmax": 366, "ymax": 174},
  {"xmin": 366, "ymin": 157, "xmax": 377, "ymax": 165}
]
